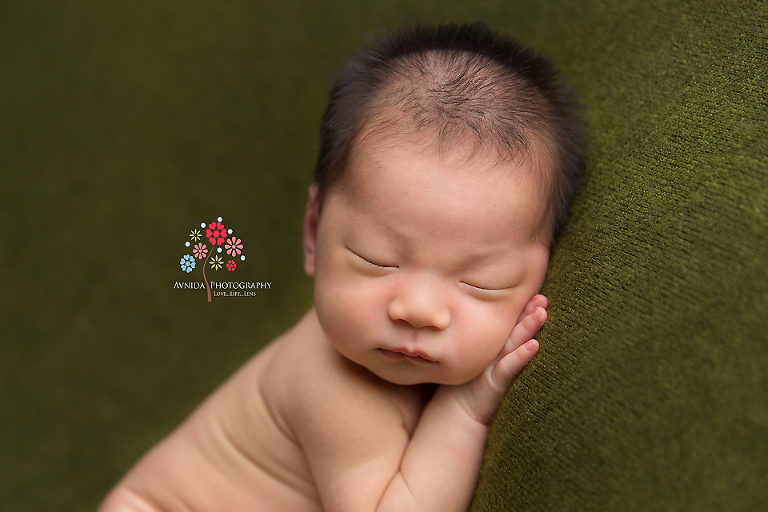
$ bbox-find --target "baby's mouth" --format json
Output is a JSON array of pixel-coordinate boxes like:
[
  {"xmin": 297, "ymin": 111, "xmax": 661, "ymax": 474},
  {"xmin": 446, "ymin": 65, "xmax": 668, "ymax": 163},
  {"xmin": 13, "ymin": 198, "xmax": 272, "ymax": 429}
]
[{"xmin": 378, "ymin": 348, "xmax": 436, "ymax": 363}]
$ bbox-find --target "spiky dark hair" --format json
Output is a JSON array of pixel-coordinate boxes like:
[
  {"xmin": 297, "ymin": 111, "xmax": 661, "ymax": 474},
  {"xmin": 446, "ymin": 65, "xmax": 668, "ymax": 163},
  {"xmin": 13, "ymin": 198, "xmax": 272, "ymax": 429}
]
[{"xmin": 314, "ymin": 22, "xmax": 586, "ymax": 244}]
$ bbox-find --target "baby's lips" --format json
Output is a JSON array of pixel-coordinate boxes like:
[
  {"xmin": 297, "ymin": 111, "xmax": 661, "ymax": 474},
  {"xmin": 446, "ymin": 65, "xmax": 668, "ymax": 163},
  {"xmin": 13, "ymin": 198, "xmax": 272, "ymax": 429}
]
[{"xmin": 379, "ymin": 347, "xmax": 436, "ymax": 363}]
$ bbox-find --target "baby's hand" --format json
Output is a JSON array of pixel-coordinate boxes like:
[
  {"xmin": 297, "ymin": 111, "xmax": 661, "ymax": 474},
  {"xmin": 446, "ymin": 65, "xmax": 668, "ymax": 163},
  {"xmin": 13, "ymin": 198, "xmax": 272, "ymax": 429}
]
[{"xmin": 448, "ymin": 294, "xmax": 547, "ymax": 425}]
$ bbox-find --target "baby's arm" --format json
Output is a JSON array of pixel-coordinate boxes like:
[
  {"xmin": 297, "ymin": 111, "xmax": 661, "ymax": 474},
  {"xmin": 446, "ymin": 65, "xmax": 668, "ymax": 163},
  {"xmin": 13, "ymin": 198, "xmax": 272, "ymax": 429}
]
[
  {"xmin": 381, "ymin": 295, "xmax": 546, "ymax": 511},
  {"xmin": 297, "ymin": 295, "xmax": 547, "ymax": 512}
]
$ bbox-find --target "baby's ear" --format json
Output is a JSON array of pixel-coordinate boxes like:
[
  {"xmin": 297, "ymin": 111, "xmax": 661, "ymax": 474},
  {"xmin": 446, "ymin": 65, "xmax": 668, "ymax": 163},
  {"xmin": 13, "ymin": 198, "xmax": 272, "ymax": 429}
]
[{"xmin": 302, "ymin": 182, "xmax": 321, "ymax": 278}]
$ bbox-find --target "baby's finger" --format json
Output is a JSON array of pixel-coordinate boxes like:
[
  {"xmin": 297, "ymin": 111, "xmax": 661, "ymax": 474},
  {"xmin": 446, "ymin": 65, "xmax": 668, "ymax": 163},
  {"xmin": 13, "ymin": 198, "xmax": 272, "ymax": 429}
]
[
  {"xmin": 515, "ymin": 294, "xmax": 548, "ymax": 324},
  {"xmin": 489, "ymin": 339, "xmax": 540, "ymax": 390},
  {"xmin": 500, "ymin": 306, "xmax": 546, "ymax": 358}
]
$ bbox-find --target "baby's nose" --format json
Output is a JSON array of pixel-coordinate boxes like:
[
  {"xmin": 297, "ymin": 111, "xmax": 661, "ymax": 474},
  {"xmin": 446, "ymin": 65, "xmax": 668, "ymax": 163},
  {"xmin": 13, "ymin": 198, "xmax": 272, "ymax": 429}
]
[{"xmin": 387, "ymin": 280, "xmax": 450, "ymax": 330}]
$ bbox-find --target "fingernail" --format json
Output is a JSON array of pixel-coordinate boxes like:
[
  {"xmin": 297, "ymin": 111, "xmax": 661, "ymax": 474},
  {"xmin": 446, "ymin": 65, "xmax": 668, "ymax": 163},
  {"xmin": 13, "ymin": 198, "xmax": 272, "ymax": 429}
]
[{"xmin": 526, "ymin": 340, "xmax": 540, "ymax": 352}]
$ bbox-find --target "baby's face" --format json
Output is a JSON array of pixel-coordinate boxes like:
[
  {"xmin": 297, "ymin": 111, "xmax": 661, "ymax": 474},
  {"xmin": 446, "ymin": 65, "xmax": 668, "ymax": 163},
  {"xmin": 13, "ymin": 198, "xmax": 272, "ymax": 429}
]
[{"xmin": 304, "ymin": 134, "xmax": 550, "ymax": 385}]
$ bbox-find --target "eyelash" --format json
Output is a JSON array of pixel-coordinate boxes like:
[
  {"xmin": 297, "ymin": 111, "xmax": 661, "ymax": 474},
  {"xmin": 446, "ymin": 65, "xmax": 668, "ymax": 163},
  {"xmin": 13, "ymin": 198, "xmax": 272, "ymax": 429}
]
[
  {"xmin": 348, "ymin": 248, "xmax": 398, "ymax": 269},
  {"xmin": 348, "ymin": 247, "xmax": 513, "ymax": 291},
  {"xmin": 460, "ymin": 281, "xmax": 504, "ymax": 292}
]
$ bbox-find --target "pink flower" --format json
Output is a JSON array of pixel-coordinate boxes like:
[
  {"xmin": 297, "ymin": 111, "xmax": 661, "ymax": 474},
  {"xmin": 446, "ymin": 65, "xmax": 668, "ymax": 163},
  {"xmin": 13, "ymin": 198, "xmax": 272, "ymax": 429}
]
[
  {"xmin": 225, "ymin": 237, "xmax": 243, "ymax": 257},
  {"xmin": 226, "ymin": 260, "xmax": 237, "ymax": 272},
  {"xmin": 193, "ymin": 243, "xmax": 208, "ymax": 259},
  {"xmin": 206, "ymin": 222, "xmax": 227, "ymax": 246}
]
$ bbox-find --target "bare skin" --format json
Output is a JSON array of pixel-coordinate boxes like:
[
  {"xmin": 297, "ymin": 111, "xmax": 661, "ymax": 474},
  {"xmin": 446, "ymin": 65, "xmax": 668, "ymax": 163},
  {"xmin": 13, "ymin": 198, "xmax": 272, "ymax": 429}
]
[
  {"xmin": 99, "ymin": 131, "xmax": 551, "ymax": 512},
  {"xmin": 99, "ymin": 301, "xmax": 545, "ymax": 512}
]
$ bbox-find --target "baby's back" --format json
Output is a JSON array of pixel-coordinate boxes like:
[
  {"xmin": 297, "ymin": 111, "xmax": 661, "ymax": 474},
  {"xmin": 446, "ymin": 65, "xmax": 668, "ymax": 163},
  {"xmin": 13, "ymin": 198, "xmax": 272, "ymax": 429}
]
[
  {"xmin": 99, "ymin": 311, "xmax": 428, "ymax": 512},
  {"xmin": 98, "ymin": 338, "xmax": 323, "ymax": 512}
]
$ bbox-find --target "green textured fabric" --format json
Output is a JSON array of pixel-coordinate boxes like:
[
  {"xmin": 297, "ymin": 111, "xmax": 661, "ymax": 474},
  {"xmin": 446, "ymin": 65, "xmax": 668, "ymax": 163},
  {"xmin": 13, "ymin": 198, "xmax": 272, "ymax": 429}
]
[
  {"xmin": 1, "ymin": 1, "xmax": 765, "ymax": 511},
  {"xmin": 472, "ymin": 1, "xmax": 768, "ymax": 511}
]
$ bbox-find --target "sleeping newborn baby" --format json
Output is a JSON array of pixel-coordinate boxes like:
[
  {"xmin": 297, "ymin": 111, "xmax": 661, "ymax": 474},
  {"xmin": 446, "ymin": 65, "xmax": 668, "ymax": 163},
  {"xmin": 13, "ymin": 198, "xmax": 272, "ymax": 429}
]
[{"xmin": 99, "ymin": 21, "xmax": 585, "ymax": 512}]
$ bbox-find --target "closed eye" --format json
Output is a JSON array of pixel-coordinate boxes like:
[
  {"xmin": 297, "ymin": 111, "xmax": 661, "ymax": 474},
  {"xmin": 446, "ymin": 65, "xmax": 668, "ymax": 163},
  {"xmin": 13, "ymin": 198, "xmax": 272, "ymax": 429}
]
[
  {"xmin": 347, "ymin": 247, "xmax": 398, "ymax": 269},
  {"xmin": 459, "ymin": 281, "xmax": 513, "ymax": 293}
]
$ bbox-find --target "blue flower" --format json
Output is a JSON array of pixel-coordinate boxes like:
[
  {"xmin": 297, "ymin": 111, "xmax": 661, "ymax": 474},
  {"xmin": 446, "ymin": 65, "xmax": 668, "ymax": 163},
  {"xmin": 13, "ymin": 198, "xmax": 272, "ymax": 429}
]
[{"xmin": 180, "ymin": 254, "xmax": 196, "ymax": 273}]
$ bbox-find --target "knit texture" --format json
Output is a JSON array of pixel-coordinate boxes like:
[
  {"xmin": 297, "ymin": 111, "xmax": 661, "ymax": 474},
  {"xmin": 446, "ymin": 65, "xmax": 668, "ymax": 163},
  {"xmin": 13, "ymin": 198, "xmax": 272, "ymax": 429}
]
[{"xmin": 472, "ymin": 1, "xmax": 768, "ymax": 510}]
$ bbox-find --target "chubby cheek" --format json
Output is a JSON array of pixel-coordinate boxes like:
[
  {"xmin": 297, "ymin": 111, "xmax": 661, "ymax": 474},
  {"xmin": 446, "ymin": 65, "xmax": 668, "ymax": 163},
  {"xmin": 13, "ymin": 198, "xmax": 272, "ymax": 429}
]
[
  {"xmin": 313, "ymin": 269, "xmax": 380, "ymax": 359},
  {"xmin": 444, "ymin": 302, "xmax": 520, "ymax": 383},
  {"xmin": 438, "ymin": 345, "xmax": 501, "ymax": 385}
]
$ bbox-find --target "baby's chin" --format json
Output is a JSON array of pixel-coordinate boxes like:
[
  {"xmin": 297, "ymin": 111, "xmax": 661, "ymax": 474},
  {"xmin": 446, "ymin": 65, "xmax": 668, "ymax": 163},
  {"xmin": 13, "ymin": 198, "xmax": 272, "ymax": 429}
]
[{"xmin": 365, "ymin": 363, "xmax": 481, "ymax": 387}]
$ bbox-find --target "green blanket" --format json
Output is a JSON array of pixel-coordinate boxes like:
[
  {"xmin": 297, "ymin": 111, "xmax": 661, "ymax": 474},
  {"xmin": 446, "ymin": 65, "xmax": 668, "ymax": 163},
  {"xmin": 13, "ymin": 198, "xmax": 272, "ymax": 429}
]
[
  {"xmin": 472, "ymin": 1, "xmax": 768, "ymax": 510},
  {"xmin": 1, "ymin": 0, "xmax": 765, "ymax": 510}
]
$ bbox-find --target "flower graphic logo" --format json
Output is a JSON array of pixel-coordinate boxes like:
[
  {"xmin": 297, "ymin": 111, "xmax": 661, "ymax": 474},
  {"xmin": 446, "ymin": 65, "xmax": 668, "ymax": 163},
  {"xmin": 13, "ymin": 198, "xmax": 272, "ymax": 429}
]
[
  {"xmin": 209, "ymin": 254, "xmax": 224, "ymax": 271},
  {"xmin": 180, "ymin": 255, "xmax": 196, "ymax": 273},
  {"xmin": 193, "ymin": 243, "xmax": 208, "ymax": 259},
  {"xmin": 225, "ymin": 237, "xmax": 243, "ymax": 258},
  {"xmin": 180, "ymin": 216, "xmax": 247, "ymax": 301},
  {"xmin": 206, "ymin": 222, "xmax": 227, "ymax": 246}
]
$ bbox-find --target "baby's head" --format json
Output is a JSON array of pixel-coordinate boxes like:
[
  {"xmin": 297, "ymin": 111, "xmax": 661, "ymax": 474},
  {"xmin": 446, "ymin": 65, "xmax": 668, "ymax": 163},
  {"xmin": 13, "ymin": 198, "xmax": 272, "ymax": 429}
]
[
  {"xmin": 303, "ymin": 23, "xmax": 585, "ymax": 385},
  {"xmin": 313, "ymin": 22, "xmax": 585, "ymax": 246}
]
